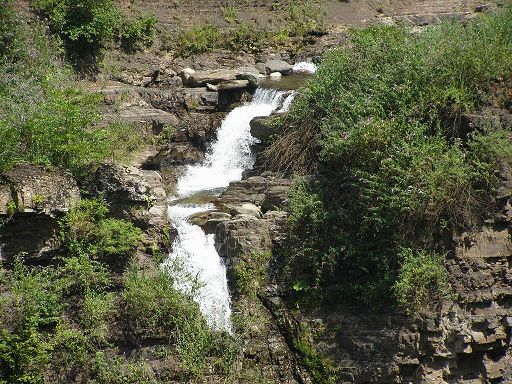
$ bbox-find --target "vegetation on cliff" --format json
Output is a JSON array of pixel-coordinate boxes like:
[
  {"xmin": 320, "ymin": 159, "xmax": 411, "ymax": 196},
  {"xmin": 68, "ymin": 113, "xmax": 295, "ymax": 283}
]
[
  {"xmin": 268, "ymin": 6, "xmax": 512, "ymax": 310},
  {"xmin": 0, "ymin": 1, "xmax": 144, "ymax": 176},
  {"xmin": 31, "ymin": 0, "xmax": 157, "ymax": 71},
  {"xmin": 0, "ymin": 200, "xmax": 237, "ymax": 383}
]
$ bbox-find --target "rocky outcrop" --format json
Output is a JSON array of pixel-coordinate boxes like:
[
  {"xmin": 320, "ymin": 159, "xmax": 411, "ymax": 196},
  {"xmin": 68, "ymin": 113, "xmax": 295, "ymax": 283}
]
[
  {"xmin": 0, "ymin": 164, "xmax": 80, "ymax": 261},
  {"xmin": 264, "ymin": 60, "xmax": 293, "ymax": 75},
  {"xmin": 180, "ymin": 67, "xmax": 260, "ymax": 88},
  {"xmin": 82, "ymin": 163, "xmax": 167, "ymax": 226}
]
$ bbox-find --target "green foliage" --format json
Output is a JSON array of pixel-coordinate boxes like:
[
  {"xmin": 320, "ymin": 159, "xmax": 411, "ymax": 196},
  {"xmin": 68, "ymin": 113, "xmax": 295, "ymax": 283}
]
[
  {"xmin": 394, "ymin": 249, "xmax": 451, "ymax": 313},
  {"xmin": 0, "ymin": 260, "xmax": 62, "ymax": 384},
  {"xmin": 31, "ymin": 0, "xmax": 119, "ymax": 45},
  {"xmin": 80, "ymin": 291, "xmax": 115, "ymax": 344},
  {"xmin": 0, "ymin": 15, "xmax": 145, "ymax": 176},
  {"xmin": 292, "ymin": 325, "xmax": 338, "ymax": 384},
  {"xmin": 0, "ymin": 0, "xmax": 19, "ymax": 58},
  {"xmin": 221, "ymin": 4, "xmax": 238, "ymax": 23},
  {"xmin": 120, "ymin": 15, "xmax": 157, "ymax": 53},
  {"xmin": 227, "ymin": 22, "xmax": 268, "ymax": 53},
  {"xmin": 59, "ymin": 199, "xmax": 143, "ymax": 260},
  {"xmin": 90, "ymin": 352, "xmax": 158, "ymax": 384},
  {"xmin": 174, "ymin": 22, "xmax": 220, "ymax": 57},
  {"xmin": 30, "ymin": 0, "xmax": 157, "ymax": 72},
  {"xmin": 284, "ymin": 0, "xmax": 325, "ymax": 37},
  {"xmin": 274, "ymin": 8, "xmax": 512, "ymax": 308},
  {"xmin": 57, "ymin": 254, "xmax": 111, "ymax": 294}
]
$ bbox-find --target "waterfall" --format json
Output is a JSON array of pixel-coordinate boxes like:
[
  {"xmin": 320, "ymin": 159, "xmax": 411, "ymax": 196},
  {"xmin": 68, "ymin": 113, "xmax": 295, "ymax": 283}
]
[{"xmin": 163, "ymin": 88, "xmax": 289, "ymax": 332}]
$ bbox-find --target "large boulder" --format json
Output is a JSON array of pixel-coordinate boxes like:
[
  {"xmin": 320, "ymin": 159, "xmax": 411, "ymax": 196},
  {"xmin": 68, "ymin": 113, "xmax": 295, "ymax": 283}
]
[
  {"xmin": 0, "ymin": 164, "xmax": 80, "ymax": 261},
  {"xmin": 181, "ymin": 69, "xmax": 239, "ymax": 87},
  {"xmin": 264, "ymin": 60, "xmax": 293, "ymax": 75},
  {"xmin": 0, "ymin": 164, "xmax": 80, "ymax": 216},
  {"xmin": 217, "ymin": 79, "xmax": 250, "ymax": 90},
  {"xmin": 250, "ymin": 115, "xmax": 278, "ymax": 143}
]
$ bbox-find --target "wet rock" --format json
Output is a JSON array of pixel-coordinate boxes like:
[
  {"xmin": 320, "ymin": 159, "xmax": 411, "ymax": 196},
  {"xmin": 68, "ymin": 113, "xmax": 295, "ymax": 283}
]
[
  {"xmin": 189, "ymin": 211, "xmax": 232, "ymax": 234},
  {"xmin": 217, "ymin": 175, "xmax": 291, "ymax": 212},
  {"xmin": 206, "ymin": 83, "xmax": 218, "ymax": 92},
  {"xmin": 236, "ymin": 71, "xmax": 260, "ymax": 87},
  {"xmin": 180, "ymin": 67, "xmax": 196, "ymax": 84},
  {"xmin": 150, "ymin": 142, "xmax": 205, "ymax": 166},
  {"xmin": 264, "ymin": 60, "xmax": 292, "ymax": 75},
  {"xmin": 83, "ymin": 164, "xmax": 155, "ymax": 217},
  {"xmin": 215, "ymin": 216, "xmax": 271, "ymax": 260},
  {"xmin": 269, "ymin": 72, "xmax": 282, "ymax": 80},
  {"xmin": 250, "ymin": 115, "xmax": 278, "ymax": 143},
  {"xmin": 255, "ymin": 62, "xmax": 267, "ymax": 75},
  {"xmin": 1, "ymin": 164, "xmax": 79, "ymax": 216}
]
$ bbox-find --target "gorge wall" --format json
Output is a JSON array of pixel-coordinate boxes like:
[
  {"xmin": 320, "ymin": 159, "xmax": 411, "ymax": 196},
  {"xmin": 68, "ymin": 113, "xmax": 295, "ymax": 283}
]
[{"xmin": 1, "ymin": 1, "xmax": 511, "ymax": 383}]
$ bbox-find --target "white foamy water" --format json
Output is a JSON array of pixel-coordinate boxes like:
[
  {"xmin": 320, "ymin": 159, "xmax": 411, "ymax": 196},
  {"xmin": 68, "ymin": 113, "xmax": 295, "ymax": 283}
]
[
  {"xmin": 164, "ymin": 88, "xmax": 288, "ymax": 332},
  {"xmin": 279, "ymin": 91, "xmax": 297, "ymax": 113},
  {"xmin": 292, "ymin": 61, "xmax": 317, "ymax": 74}
]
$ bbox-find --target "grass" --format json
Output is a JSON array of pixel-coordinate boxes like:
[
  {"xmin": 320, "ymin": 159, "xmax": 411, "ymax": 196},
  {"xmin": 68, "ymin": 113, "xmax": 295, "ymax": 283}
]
[
  {"xmin": 171, "ymin": 1, "xmax": 325, "ymax": 56},
  {"xmin": 268, "ymin": 6, "xmax": 512, "ymax": 310}
]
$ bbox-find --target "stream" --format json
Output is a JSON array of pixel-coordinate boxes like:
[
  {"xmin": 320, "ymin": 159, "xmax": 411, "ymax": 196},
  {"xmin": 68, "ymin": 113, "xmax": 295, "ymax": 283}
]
[{"xmin": 163, "ymin": 67, "xmax": 313, "ymax": 332}]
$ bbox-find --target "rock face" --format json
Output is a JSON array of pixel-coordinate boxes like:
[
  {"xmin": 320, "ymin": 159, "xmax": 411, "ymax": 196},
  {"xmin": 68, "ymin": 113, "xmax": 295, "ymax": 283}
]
[
  {"xmin": 211, "ymin": 164, "xmax": 512, "ymax": 384},
  {"xmin": 0, "ymin": 164, "xmax": 80, "ymax": 261}
]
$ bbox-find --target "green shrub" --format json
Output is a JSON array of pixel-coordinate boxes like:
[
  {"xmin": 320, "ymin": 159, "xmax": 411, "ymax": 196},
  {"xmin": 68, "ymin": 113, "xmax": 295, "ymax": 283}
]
[
  {"xmin": 91, "ymin": 218, "xmax": 143, "ymax": 257},
  {"xmin": 272, "ymin": 8, "xmax": 512, "ymax": 307},
  {"xmin": 0, "ymin": 261, "xmax": 62, "ymax": 384},
  {"xmin": 227, "ymin": 22, "xmax": 268, "ymax": 53},
  {"xmin": 284, "ymin": 0, "xmax": 325, "ymax": 37},
  {"xmin": 0, "ymin": 16, "xmax": 145, "ymax": 176},
  {"xmin": 30, "ymin": 0, "xmax": 157, "ymax": 72},
  {"xmin": 31, "ymin": 0, "xmax": 119, "ymax": 45},
  {"xmin": 51, "ymin": 321, "xmax": 90, "ymax": 374},
  {"xmin": 232, "ymin": 252, "xmax": 271, "ymax": 296},
  {"xmin": 80, "ymin": 291, "xmax": 115, "ymax": 344},
  {"xmin": 121, "ymin": 264, "xmax": 236, "ymax": 375},
  {"xmin": 174, "ymin": 22, "xmax": 220, "ymax": 57},
  {"xmin": 120, "ymin": 16, "xmax": 157, "ymax": 53},
  {"xmin": 57, "ymin": 255, "xmax": 111, "ymax": 294},
  {"xmin": 221, "ymin": 4, "xmax": 237, "ymax": 23},
  {"xmin": 394, "ymin": 249, "xmax": 451, "ymax": 313},
  {"xmin": 59, "ymin": 199, "xmax": 142, "ymax": 259}
]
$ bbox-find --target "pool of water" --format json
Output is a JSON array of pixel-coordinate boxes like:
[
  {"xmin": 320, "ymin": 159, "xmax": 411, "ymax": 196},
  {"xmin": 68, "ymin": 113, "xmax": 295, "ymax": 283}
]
[{"xmin": 260, "ymin": 73, "xmax": 312, "ymax": 91}]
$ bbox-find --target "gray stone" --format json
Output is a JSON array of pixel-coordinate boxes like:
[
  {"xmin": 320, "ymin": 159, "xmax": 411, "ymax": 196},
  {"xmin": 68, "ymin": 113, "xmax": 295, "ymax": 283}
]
[
  {"xmin": 236, "ymin": 70, "xmax": 260, "ymax": 87},
  {"xmin": 206, "ymin": 83, "xmax": 218, "ymax": 92},
  {"xmin": 250, "ymin": 115, "xmax": 277, "ymax": 143},
  {"xmin": 229, "ymin": 203, "xmax": 262, "ymax": 218},
  {"xmin": 217, "ymin": 79, "xmax": 250, "ymax": 90},
  {"xmin": 264, "ymin": 60, "xmax": 292, "ymax": 75},
  {"xmin": 182, "ymin": 68, "xmax": 238, "ymax": 87},
  {"xmin": 255, "ymin": 62, "xmax": 267, "ymax": 75}
]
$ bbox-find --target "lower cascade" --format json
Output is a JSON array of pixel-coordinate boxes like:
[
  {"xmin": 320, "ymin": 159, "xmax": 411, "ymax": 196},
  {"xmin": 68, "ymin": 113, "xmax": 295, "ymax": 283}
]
[{"xmin": 163, "ymin": 88, "xmax": 291, "ymax": 332}]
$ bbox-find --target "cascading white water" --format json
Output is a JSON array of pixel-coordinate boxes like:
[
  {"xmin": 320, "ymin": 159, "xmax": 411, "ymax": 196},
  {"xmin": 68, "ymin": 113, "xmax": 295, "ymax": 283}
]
[
  {"xmin": 292, "ymin": 61, "xmax": 317, "ymax": 74},
  {"xmin": 163, "ymin": 88, "xmax": 289, "ymax": 333},
  {"xmin": 279, "ymin": 91, "xmax": 297, "ymax": 113}
]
